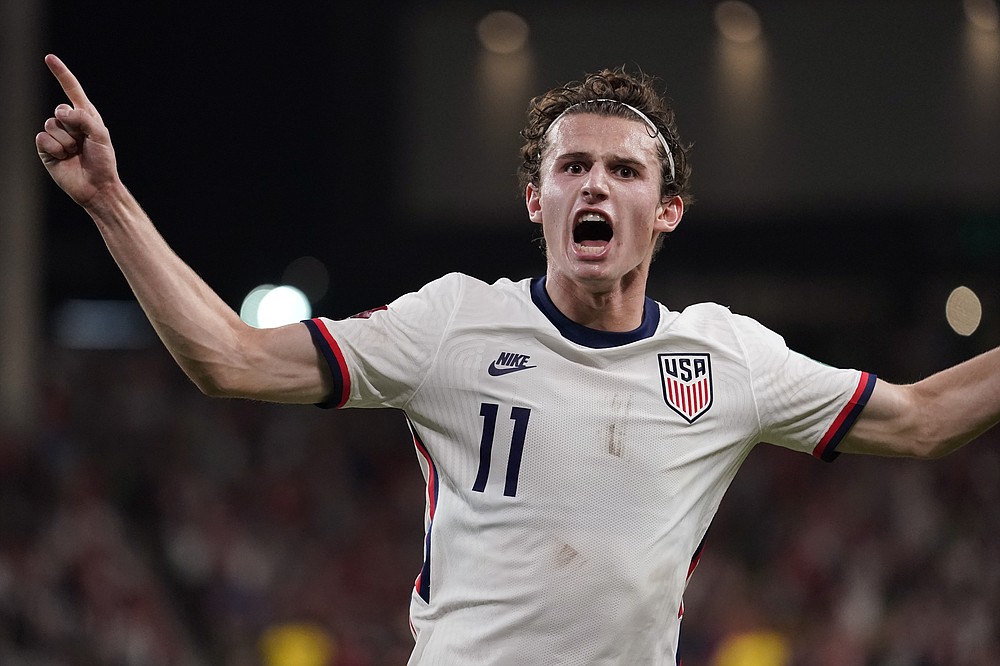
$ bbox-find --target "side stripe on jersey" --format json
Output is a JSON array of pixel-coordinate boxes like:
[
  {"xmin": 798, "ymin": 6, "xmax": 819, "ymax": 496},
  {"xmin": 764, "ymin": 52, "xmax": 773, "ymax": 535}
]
[
  {"xmin": 409, "ymin": 419, "xmax": 439, "ymax": 603},
  {"xmin": 679, "ymin": 532, "xmax": 709, "ymax": 619},
  {"xmin": 813, "ymin": 371, "xmax": 877, "ymax": 462},
  {"xmin": 687, "ymin": 534, "xmax": 708, "ymax": 580},
  {"xmin": 302, "ymin": 318, "xmax": 351, "ymax": 409}
]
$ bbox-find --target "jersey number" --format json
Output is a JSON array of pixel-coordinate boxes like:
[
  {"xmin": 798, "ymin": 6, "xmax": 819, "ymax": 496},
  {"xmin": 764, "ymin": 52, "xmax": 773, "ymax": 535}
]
[{"xmin": 472, "ymin": 402, "xmax": 530, "ymax": 497}]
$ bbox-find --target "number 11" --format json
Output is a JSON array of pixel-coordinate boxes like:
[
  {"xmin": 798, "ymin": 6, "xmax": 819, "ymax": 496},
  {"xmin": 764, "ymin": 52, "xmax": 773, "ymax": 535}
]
[{"xmin": 472, "ymin": 402, "xmax": 530, "ymax": 497}]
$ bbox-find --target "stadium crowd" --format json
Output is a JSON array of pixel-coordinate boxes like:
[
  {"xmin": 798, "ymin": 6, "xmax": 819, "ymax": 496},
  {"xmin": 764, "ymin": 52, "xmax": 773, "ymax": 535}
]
[{"xmin": 1, "ymin": 327, "xmax": 998, "ymax": 665}]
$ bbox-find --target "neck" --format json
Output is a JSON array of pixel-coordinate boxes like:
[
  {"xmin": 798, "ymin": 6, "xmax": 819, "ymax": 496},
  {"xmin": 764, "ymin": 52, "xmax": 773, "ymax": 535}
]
[{"xmin": 543, "ymin": 270, "xmax": 649, "ymax": 332}]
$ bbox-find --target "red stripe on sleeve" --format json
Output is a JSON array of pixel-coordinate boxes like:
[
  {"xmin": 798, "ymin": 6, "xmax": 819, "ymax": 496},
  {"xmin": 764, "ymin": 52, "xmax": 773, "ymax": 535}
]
[
  {"xmin": 813, "ymin": 371, "xmax": 875, "ymax": 460},
  {"xmin": 312, "ymin": 318, "xmax": 352, "ymax": 408}
]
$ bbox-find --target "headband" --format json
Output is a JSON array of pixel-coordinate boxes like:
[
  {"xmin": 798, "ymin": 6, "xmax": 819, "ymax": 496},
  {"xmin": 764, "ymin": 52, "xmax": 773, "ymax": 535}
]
[{"xmin": 547, "ymin": 98, "xmax": 676, "ymax": 182}]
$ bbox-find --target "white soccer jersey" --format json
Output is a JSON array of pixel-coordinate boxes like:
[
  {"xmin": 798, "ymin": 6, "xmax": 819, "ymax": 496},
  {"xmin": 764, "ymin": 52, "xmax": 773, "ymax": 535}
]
[{"xmin": 303, "ymin": 273, "xmax": 875, "ymax": 665}]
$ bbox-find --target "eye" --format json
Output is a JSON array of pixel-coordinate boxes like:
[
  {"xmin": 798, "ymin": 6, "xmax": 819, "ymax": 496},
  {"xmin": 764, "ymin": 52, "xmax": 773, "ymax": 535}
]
[
  {"xmin": 615, "ymin": 165, "xmax": 636, "ymax": 179},
  {"xmin": 566, "ymin": 162, "xmax": 586, "ymax": 175}
]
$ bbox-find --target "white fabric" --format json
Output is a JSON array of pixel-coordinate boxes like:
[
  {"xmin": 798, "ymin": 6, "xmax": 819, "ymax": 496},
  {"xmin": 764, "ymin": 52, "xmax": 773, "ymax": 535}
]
[{"xmin": 308, "ymin": 273, "xmax": 871, "ymax": 665}]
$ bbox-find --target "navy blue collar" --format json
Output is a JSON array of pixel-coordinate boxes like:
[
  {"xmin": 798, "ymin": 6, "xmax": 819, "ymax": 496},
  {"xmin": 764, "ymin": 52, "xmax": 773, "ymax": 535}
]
[{"xmin": 530, "ymin": 277, "xmax": 660, "ymax": 349}]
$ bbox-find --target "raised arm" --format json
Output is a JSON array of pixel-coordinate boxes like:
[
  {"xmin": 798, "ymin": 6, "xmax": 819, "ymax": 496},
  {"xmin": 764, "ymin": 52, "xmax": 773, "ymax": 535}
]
[
  {"xmin": 839, "ymin": 345, "xmax": 1000, "ymax": 459},
  {"xmin": 36, "ymin": 54, "xmax": 332, "ymax": 404}
]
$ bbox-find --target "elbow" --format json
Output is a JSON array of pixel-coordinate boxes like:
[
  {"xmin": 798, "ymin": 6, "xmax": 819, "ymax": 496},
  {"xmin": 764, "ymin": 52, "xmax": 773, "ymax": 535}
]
[
  {"xmin": 905, "ymin": 423, "xmax": 963, "ymax": 460},
  {"xmin": 177, "ymin": 353, "xmax": 250, "ymax": 398},
  {"xmin": 893, "ymin": 385, "xmax": 958, "ymax": 460},
  {"xmin": 174, "ymin": 325, "xmax": 258, "ymax": 399},
  {"xmin": 186, "ymin": 369, "xmax": 230, "ymax": 398},
  {"xmin": 189, "ymin": 365, "xmax": 248, "ymax": 399},
  {"xmin": 192, "ymin": 374, "xmax": 229, "ymax": 398},
  {"xmin": 909, "ymin": 440, "xmax": 951, "ymax": 460},
  {"xmin": 853, "ymin": 381, "xmax": 979, "ymax": 460}
]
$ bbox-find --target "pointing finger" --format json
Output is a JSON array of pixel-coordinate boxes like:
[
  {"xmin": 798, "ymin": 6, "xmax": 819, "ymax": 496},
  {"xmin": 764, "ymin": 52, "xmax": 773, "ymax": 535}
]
[{"xmin": 45, "ymin": 54, "xmax": 93, "ymax": 110}]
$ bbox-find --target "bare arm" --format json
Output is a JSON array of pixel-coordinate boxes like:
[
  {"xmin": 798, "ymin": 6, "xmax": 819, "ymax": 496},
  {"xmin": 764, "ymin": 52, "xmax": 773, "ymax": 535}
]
[
  {"xmin": 839, "ymin": 346, "xmax": 1000, "ymax": 459},
  {"xmin": 36, "ymin": 54, "xmax": 331, "ymax": 403}
]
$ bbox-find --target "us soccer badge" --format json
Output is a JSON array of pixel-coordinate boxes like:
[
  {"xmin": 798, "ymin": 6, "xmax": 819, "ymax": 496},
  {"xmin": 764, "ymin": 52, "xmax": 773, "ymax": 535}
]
[{"xmin": 659, "ymin": 353, "xmax": 714, "ymax": 423}]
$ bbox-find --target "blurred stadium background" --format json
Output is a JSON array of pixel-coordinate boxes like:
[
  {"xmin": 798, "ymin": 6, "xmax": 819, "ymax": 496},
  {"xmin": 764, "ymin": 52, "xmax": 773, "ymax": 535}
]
[{"xmin": 1, "ymin": 1, "xmax": 998, "ymax": 664}]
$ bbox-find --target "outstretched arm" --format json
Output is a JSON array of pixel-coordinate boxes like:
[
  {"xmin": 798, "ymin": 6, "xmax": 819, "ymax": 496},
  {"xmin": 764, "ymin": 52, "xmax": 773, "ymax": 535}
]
[
  {"xmin": 36, "ymin": 54, "xmax": 332, "ymax": 403},
  {"xmin": 840, "ymin": 345, "xmax": 1000, "ymax": 458}
]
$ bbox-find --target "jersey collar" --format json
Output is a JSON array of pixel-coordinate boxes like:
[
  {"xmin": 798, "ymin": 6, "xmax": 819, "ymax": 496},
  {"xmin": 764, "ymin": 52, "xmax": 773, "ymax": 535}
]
[{"xmin": 530, "ymin": 277, "xmax": 661, "ymax": 349}]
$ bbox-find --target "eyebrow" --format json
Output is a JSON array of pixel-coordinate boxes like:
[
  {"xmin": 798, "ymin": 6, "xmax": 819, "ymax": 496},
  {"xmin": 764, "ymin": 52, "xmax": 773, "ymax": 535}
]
[
  {"xmin": 547, "ymin": 99, "xmax": 676, "ymax": 181},
  {"xmin": 554, "ymin": 151, "xmax": 648, "ymax": 169}
]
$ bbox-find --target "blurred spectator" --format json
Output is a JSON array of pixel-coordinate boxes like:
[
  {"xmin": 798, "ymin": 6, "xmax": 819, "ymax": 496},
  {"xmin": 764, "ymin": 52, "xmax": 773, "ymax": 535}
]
[{"xmin": 2, "ymin": 341, "xmax": 998, "ymax": 664}]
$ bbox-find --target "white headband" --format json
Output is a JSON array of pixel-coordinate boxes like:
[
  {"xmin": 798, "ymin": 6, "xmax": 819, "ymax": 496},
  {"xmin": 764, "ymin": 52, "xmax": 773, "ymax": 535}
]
[{"xmin": 547, "ymin": 98, "xmax": 676, "ymax": 182}]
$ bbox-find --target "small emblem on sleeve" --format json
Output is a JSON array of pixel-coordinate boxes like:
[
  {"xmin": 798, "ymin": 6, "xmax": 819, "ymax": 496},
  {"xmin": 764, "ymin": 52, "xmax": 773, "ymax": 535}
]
[
  {"xmin": 659, "ymin": 353, "xmax": 713, "ymax": 423},
  {"xmin": 350, "ymin": 305, "xmax": 388, "ymax": 319}
]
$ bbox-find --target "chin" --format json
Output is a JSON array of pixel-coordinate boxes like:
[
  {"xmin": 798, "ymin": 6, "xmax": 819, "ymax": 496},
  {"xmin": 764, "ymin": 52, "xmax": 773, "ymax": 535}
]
[{"xmin": 569, "ymin": 264, "xmax": 620, "ymax": 286}]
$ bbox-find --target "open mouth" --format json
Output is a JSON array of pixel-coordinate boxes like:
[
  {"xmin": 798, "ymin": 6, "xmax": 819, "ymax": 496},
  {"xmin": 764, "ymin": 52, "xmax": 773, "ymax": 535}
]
[{"xmin": 573, "ymin": 213, "xmax": 613, "ymax": 248}]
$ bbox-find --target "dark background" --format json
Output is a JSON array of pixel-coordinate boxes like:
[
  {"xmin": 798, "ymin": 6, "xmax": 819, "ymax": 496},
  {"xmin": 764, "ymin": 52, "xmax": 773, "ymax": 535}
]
[
  {"xmin": 40, "ymin": 2, "xmax": 999, "ymax": 375},
  {"xmin": 13, "ymin": 1, "xmax": 1000, "ymax": 664}
]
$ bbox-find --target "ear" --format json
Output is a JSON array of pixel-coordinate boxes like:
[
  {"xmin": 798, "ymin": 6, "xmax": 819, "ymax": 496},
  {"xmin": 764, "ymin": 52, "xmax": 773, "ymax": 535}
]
[
  {"xmin": 654, "ymin": 196, "xmax": 684, "ymax": 233},
  {"xmin": 526, "ymin": 182, "xmax": 543, "ymax": 225}
]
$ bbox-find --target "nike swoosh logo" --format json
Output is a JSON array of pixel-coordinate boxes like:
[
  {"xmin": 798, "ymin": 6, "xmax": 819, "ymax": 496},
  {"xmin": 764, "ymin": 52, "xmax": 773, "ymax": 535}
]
[{"xmin": 488, "ymin": 362, "xmax": 537, "ymax": 376}]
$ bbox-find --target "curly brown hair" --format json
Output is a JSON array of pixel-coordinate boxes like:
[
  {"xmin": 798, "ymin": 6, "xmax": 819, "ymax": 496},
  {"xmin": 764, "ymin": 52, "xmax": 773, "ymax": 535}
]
[{"xmin": 518, "ymin": 67, "xmax": 693, "ymax": 205}]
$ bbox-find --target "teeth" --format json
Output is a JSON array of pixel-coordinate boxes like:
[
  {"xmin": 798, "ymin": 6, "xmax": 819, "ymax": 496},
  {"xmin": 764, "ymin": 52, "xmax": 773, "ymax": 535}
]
[{"xmin": 579, "ymin": 213, "xmax": 607, "ymax": 223}]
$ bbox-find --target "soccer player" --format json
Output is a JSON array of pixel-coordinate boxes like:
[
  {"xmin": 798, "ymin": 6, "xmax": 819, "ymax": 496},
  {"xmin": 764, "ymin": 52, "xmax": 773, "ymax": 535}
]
[{"xmin": 36, "ymin": 54, "xmax": 1000, "ymax": 664}]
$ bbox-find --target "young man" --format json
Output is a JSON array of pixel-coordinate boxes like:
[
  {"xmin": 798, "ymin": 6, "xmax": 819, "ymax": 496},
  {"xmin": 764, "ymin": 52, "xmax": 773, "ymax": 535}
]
[{"xmin": 37, "ymin": 54, "xmax": 1000, "ymax": 664}]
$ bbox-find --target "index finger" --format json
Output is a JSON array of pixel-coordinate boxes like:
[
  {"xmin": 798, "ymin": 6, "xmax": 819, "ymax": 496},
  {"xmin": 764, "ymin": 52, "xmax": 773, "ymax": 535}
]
[{"xmin": 45, "ymin": 54, "xmax": 93, "ymax": 109}]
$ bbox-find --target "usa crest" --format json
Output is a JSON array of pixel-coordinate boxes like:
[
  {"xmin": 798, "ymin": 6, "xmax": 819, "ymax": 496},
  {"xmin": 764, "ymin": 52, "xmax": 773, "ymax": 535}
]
[{"xmin": 659, "ymin": 353, "xmax": 714, "ymax": 423}]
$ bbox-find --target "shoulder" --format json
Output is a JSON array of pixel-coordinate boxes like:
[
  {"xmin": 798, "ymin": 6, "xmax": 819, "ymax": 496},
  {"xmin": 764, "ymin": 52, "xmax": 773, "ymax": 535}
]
[
  {"xmin": 390, "ymin": 272, "xmax": 476, "ymax": 309},
  {"xmin": 386, "ymin": 273, "xmax": 532, "ymax": 320},
  {"xmin": 665, "ymin": 301, "xmax": 776, "ymax": 336},
  {"xmin": 412, "ymin": 272, "xmax": 526, "ymax": 297},
  {"xmin": 658, "ymin": 301, "xmax": 789, "ymax": 358},
  {"xmin": 422, "ymin": 272, "xmax": 534, "ymax": 306}
]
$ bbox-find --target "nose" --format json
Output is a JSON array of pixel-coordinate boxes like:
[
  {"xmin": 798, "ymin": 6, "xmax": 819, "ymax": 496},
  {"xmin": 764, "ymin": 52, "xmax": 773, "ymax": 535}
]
[{"xmin": 581, "ymin": 166, "xmax": 609, "ymax": 202}]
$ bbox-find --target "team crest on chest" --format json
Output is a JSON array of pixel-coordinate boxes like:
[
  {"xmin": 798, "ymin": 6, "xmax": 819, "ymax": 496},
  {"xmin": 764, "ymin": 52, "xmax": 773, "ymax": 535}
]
[{"xmin": 658, "ymin": 353, "xmax": 714, "ymax": 423}]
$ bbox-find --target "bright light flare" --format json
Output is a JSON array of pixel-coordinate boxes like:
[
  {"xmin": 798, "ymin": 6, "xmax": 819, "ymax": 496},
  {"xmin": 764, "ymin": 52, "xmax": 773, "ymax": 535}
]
[
  {"xmin": 477, "ymin": 11, "xmax": 530, "ymax": 55},
  {"xmin": 714, "ymin": 1, "xmax": 763, "ymax": 44},
  {"xmin": 240, "ymin": 284, "xmax": 312, "ymax": 328},
  {"xmin": 965, "ymin": 0, "xmax": 1000, "ymax": 32},
  {"xmin": 945, "ymin": 285, "xmax": 982, "ymax": 336}
]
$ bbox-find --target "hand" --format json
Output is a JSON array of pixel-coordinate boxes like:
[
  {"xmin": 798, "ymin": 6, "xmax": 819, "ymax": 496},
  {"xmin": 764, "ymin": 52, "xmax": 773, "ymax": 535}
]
[{"xmin": 35, "ymin": 54, "xmax": 120, "ymax": 207}]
